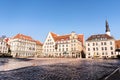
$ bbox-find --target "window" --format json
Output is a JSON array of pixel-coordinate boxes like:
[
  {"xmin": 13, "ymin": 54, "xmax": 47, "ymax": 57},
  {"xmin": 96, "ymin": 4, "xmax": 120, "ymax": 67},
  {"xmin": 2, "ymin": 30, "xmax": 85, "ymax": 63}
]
[
  {"xmin": 102, "ymin": 47, "xmax": 104, "ymax": 50},
  {"xmin": 105, "ymin": 47, "xmax": 107, "ymax": 50},
  {"xmin": 71, "ymin": 48, "xmax": 73, "ymax": 51},
  {"xmin": 93, "ymin": 43, "xmax": 95, "ymax": 46},
  {"xmin": 101, "ymin": 42, "xmax": 103, "ymax": 45},
  {"xmin": 88, "ymin": 43, "xmax": 90, "ymax": 46},
  {"xmin": 110, "ymin": 42, "xmax": 112, "ymax": 45},
  {"xmin": 88, "ymin": 53, "xmax": 90, "ymax": 55},
  {"xmin": 74, "ymin": 44, "xmax": 76, "ymax": 46},
  {"xmin": 96, "ymin": 47, "xmax": 98, "ymax": 51},
  {"xmin": 97, "ymin": 53, "xmax": 99, "ymax": 55},
  {"xmin": 66, "ymin": 48, "xmax": 68, "ymax": 51},
  {"xmin": 110, "ymin": 47, "xmax": 113, "ymax": 50},
  {"xmin": 93, "ymin": 48, "xmax": 95, "ymax": 51},
  {"xmin": 102, "ymin": 52, "xmax": 104, "ymax": 55},
  {"xmin": 96, "ymin": 43, "xmax": 98, "ymax": 46},
  {"xmin": 111, "ymin": 52, "xmax": 113, "ymax": 55},
  {"xmin": 74, "ymin": 40, "xmax": 76, "ymax": 42},
  {"xmin": 88, "ymin": 48, "xmax": 90, "ymax": 51},
  {"xmin": 66, "ymin": 45, "xmax": 68, "ymax": 47},
  {"xmin": 104, "ymin": 42, "xmax": 106, "ymax": 45}
]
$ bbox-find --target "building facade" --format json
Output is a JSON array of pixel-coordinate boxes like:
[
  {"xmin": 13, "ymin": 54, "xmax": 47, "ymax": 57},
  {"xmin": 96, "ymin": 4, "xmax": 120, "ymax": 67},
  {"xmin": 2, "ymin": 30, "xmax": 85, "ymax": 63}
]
[
  {"xmin": 35, "ymin": 40, "xmax": 43, "ymax": 57},
  {"xmin": 43, "ymin": 32, "xmax": 85, "ymax": 58},
  {"xmin": 115, "ymin": 40, "xmax": 120, "ymax": 56},
  {"xmin": 0, "ymin": 37, "xmax": 8, "ymax": 54},
  {"xmin": 86, "ymin": 20, "xmax": 116, "ymax": 58},
  {"xmin": 8, "ymin": 34, "xmax": 36, "ymax": 58}
]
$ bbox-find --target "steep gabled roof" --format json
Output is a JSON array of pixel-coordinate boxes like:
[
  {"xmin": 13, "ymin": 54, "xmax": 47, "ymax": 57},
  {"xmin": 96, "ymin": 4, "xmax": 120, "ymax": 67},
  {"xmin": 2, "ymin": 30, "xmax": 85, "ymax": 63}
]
[
  {"xmin": 86, "ymin": 34, "xmax": 114, "ymax": 41},
  {"xmin": 50, "ymin": 32, "xmax": 70, "ymax": 41},
  {"xmin": 50, "ymin": 32, "xmax": 58, "ymax": 38},
  {"xmin": 50, "ymin": 32, "xmax": 84, "ymax": 44}
]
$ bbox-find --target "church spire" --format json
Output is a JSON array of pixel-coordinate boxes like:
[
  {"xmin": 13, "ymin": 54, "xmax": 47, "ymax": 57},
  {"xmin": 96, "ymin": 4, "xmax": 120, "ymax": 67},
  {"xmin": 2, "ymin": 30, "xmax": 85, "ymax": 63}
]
[{"xmin": 105, "ymin": 20, "xmax": 111, "ymax": 36}]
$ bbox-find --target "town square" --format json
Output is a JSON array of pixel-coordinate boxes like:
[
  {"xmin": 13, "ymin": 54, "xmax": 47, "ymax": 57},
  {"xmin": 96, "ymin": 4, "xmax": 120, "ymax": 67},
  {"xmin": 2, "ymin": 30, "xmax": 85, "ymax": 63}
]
[{"xmin": 0, "ymin": 0, "xmax": 120, "ymax": 80}]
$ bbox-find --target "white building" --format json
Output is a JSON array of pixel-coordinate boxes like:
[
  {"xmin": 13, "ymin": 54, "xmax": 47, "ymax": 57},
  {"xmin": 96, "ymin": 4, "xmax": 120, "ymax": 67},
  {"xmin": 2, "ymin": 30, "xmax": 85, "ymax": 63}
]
[
  {"xmin": 0, "ymin": 38, "xmax": 8, "ymax": 54},
  {"xmin": 86, "ymin": 20, "xmax": 116, "ymax": 58},
  {"xmin": 8, "ymin": 34, "xmax": 36, "ymax": 58},
  {"xmin": 43, "ymin": 32, "xmax": 85, "ymax": 58}
]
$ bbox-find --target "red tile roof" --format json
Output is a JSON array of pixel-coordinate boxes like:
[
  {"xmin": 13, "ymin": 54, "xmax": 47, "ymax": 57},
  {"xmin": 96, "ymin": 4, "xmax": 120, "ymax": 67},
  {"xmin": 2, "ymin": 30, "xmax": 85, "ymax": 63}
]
[
  {"xmin": 115, "ymin": 40, "xmax": 120, "ymax": 48},
  {"xmin": 86, "ymin": 34, "xmax": 114, "ymax": 41},
  {"xmin": 50, "ymin": 32, "xmax": 58, "ymax": 38},
  {"xmin": 50, "ymin": 32, "xmax": 84, "ymax": 44},
  {"xmin": 13, "ymin": 34, "xmax": 35, "ymax": 42},
  {"xmin": 54, "ymin": 35, "xmax": 70, "ymax": 41},
  {"xmin": 4, "ymin": 38, "xmax": 9, "ymax": 42},
  {"xmin": 35, "ymin": 40, "xmax": 43, "ymax": 46}
]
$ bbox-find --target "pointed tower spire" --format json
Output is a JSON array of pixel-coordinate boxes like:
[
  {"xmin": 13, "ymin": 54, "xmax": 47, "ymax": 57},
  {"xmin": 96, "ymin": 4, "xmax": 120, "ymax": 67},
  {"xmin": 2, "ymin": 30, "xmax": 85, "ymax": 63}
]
[
  {"xmin": 106, "ymin": 20, "xmax": 110, "ymax": 32},
  {"xmin": 105, "ymin": 20, "xmax": 111, "ymax": 36}
]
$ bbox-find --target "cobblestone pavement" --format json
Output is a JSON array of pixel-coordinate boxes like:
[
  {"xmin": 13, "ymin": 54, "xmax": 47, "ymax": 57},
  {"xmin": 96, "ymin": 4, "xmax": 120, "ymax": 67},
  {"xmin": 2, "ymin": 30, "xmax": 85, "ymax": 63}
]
[{"xmin": 0, "ymin": 58, "xmax": 120, "ymax": 80}]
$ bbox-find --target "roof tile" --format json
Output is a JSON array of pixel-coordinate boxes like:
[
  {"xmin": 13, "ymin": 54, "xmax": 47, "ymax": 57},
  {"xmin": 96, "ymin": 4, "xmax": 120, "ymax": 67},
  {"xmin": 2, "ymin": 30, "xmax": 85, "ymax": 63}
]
[{"xmin": 86, "ymin": 34, "xmax": 114, "ymax": 41}]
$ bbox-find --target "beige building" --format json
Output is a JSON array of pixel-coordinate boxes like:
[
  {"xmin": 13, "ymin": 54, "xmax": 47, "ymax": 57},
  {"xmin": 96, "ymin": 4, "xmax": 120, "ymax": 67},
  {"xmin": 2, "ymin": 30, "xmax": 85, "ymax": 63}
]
[
  {"xmin": 115, "ymin": 40, "xmax": 120, "ymax": 56},
  {"xmin": 8, "ymin": 34, "xmax": 36, "ymax": 58},
  {"xmin": 86, "ymin": 20, "xmax": 116, "ymax": 58},
  {"xmin": 43, "ymin": 32, "xmax": 85, "ymax": 58},
  {"xmin": 35, "ymin": 40, "xmax": 43, "ymax": 57},
  {"xmin": 0, "ymin": 38, "xmax": 8, "ymax": 54}
]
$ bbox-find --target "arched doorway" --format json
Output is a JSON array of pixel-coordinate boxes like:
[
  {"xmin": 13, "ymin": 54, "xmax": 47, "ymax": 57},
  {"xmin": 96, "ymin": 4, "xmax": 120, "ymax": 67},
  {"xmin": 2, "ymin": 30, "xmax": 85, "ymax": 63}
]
[
  {"xmin": 81, "ymin": 50, "xmax": 86, "ymax": 58},
  {"xmin": 72, "ymin": 52, "xmax": 76, "ymax": 58}
]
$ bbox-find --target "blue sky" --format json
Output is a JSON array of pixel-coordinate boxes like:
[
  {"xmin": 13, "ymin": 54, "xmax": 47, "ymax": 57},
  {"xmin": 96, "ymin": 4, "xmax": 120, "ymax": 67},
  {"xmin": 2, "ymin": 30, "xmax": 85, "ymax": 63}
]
[{"xmin": 0, "ymin": 0, "xmax": 120, "ymax": 42}]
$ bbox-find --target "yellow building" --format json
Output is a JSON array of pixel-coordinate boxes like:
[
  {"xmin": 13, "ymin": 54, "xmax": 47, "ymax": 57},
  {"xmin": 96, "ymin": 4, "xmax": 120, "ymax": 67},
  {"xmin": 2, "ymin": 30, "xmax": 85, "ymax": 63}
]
[{"xmin": 35, "ymin": 40, "xmax": 43, "ymax": 57}]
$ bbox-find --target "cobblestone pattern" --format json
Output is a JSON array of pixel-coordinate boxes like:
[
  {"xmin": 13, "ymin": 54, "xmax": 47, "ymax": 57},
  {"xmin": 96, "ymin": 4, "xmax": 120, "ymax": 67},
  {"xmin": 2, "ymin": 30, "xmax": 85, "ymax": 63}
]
[{"xmin": 0, "ymin": 59, "xmax": 120, "ymax": 80}]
